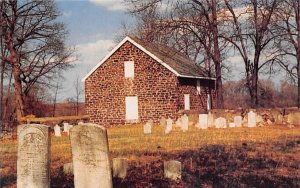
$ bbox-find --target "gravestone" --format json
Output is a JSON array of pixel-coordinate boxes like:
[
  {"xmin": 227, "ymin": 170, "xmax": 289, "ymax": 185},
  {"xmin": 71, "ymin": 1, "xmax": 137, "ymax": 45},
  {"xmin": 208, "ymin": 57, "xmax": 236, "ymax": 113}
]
[
  {"xmin": 234, "ymin": 116, "xmax": 242, "ymax": 127},
  {"xmin": 181, "ymin": 114, "xmax": 189, "ymax": 132},
  {"xmin": 175, "ymin": 117, "xmax": 182, "ymax": 128},
  {"xmin": 63, "ymin": 122, "xmax": 69, "ymax": 132},
  {"xmin": 70, "ymin": 124, "xmax": 112, "ymax": 188},
  {"xmin": 164, "ymin": 160, "xmax": 181, "ymax": 181},
  {"xmin": 248, "ymin": 111, "xmax": 256, "ymax": 128},
  {"xmin": 17, "ymin": 124, "xmax": 51, "ymax": 188},
  {"xmin": 160, "ymin": 117, "xmax": 166, "ymax": 128},
  {"xmin": 165, "ymin": 118, "xmax": 173, "ymax": 134},
  {"xmin": 113, "ymin": 158, "xmax": 128, "ymax": 178},
  {"xmin": 54, "ymin": 124, "xmax": 61, "ymax": 137},
  {"xmin": 197, "ymin": 114, "xmax": 208, "ymax": 129},
  {"xmin": 215, "ymin": 117, "xmax": 227, "ymax": 128},
  {"xmin": 144, "ymin": 121, "xmax": 152, "ymax": 134},
  {"xmin": 229, "ymin": 122, "xmax": 235, "ymax": 128}
]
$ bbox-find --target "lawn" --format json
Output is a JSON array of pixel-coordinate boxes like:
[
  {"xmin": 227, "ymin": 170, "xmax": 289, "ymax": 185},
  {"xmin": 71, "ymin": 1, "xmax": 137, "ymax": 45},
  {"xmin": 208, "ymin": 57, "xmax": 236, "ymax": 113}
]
[{"xmin": 1, "ymin": 125, "xmax": 300, "ymax": 187}]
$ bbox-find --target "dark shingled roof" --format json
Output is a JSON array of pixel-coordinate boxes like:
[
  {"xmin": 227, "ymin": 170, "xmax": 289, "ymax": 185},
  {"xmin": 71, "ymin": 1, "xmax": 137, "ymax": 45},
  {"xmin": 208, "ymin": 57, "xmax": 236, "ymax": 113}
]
[{"xmin": 129, "ymin": 36, "xmax": 213, "ymax": 78}]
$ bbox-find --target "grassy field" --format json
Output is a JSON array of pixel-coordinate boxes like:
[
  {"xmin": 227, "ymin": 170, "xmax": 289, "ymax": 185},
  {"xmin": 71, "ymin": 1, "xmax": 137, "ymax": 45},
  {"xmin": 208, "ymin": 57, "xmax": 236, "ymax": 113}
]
[{"xmin": 1, "ymin": 125, "xmax": 300, "ymax": 187}]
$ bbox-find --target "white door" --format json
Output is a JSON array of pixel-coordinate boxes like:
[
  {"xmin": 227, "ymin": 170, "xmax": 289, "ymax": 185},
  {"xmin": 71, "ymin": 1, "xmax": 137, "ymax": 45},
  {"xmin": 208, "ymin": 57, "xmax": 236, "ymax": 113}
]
[
  {"xmin": 125, "ymin": 96, "xmax": 139, "ymax": 120},
  {"xmin": 184, "ymin": 94, "xmax": 190, "ymax": 110}
]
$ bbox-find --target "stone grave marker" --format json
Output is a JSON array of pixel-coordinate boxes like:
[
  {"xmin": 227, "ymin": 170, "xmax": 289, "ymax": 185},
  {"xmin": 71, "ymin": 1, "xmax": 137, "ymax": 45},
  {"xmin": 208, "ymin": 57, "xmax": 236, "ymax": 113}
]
[
  {"xmin": 113, "ymin": 158, "xmax": 128, "ymax": 179},
  {"xmin": 63, "ymin": 163, "xmax": 73, "ymax": 175},
  {"xmin": 144, "ymin": 121, "xmax": 152, "ymax": 134},
  {"xmin": 215, "ymin": 117, "xmax": 227, "ymax": 128},
  {"xmin": 160, "ymin": 117, "xmax": 166, "ymax": 128},
  {"xmin": 17, "ymin": 124, "xmax": 51, "ymax": 188},
  {"xmin": 164, "ymin": 160, "xmax": 181, "ymax": 181},
  {"xmin": 70, "ymin": 123, "xmax": 112, "ymax": 188},
  {"xmin": 234, "ymin": 116, "xmax": 242, "ymax": 127},
  {"xmin": 197, "ymin": 114, "xmax": 208, "ymax": 129},
  {"xmin": 175, "ymin": 117, "xmax": 182, "ymax": 128},
  {"xmin": 248, "ymin": 111, "xmax": 256, "ymax": 128},
  {"xmin": 54, "ymin": 124, "xmax": 61, "ymax": 137},
  {"xmin": 63, "ymin": 122, "xmax": 69, "ymax": 132},
  {"xmin": 165, "ymin": 118, "xmax": 173, "ymax": 134},
  {"xmin": 229, "ymin": 122, "xmax": 235, "ymax": 128},
  {"xmin": 181, "ymin": 114, "xmax": 189, "ymax": 132}
]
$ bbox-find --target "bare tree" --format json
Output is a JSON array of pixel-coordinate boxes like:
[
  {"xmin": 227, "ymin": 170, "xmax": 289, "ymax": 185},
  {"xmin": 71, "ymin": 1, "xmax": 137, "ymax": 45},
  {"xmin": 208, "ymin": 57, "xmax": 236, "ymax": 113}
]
[
  {"xmin": 0, "ymin": 0, "xmax": 73, "ymax": 123},
  {"xmin": 223, "ymin": 0, "xmax": 280, "ymax": 107},
  {"xmin": 271, "ymin": 0, "xmax": 300, "ymax": 108}
]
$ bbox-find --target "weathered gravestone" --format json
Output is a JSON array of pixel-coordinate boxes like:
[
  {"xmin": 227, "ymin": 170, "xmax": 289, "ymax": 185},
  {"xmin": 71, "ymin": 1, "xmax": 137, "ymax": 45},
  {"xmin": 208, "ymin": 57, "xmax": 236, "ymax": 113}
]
[
  {"xmin": 70, "ymin": 124, "xmax": 112, "ymax": 188},
  {"xmin": 17, "ymin": 124, "xmax": 51, "ymax": 188},
  {"xmin": 54, "ymin": 124, "xmax": 61, "ymax": 137},
  {"xmin": 175, "ymin": 117, "xmax": 182, "ymax": 128},
  {"xmin": 197, "ymin": 114, "xmax": 208, "ymax": 129},
  {"xmin": 234, "ymin": 116, "xmax": 242, "ymax": 127},
  {"xmin": 164, "ymin": 160, "xmax": 182, "ymax": 181},
  {"xmin": 63, "ymin": 122, "xmax": 69, "ymax": 132},
  {"xmin": 229, "ymin": 122, "xmax": 235, "ymax": 128},
  {"xmin": 181, "ymin": 114, "xmax": 189, "ymax": 132},
  {"xmin": 215, "ymin": 117, "xmax": 227, "ymax": 128},
  {"xmin": 144, "ymin": 120, "xmax": 152, "ymax": 134},
  {"xmin": 248, "ymin": 111, "xmax": 256, "ymax": 128},
  {"xmin": 63, "ymin": 162, "xmax": 73, "ymax": 175},
  {"xmin": 113, "ymin": 158, "xmax": 128, "ymax": 179},
  {"xmin": 165, "ymin": 118, "xmax": 173, "ymax": 134},
  {"xmin": 207, "ymin": 112, "xmax": 214, "ymax": 128}
]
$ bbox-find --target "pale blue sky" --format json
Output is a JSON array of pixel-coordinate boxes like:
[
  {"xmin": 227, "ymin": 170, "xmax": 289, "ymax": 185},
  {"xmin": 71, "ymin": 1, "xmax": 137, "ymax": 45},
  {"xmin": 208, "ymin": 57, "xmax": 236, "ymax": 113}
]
[{"xmin": 55, "ymin": 0, "xmax": 133, "ymax": 101}]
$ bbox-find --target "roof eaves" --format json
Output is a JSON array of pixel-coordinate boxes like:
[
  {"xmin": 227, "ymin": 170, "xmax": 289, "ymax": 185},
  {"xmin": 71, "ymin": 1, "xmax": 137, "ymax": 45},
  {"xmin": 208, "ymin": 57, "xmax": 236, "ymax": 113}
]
[{"xmin": 178, "ymin": 74, "xmax": 216, "ymax": 80}]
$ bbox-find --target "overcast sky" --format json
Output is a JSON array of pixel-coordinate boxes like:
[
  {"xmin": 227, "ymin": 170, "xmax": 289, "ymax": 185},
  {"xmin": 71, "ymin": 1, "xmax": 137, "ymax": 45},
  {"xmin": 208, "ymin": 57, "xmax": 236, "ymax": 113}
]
[{"xmin": 55, "ymin": 0, "xmax": 132, "ymax": 102}]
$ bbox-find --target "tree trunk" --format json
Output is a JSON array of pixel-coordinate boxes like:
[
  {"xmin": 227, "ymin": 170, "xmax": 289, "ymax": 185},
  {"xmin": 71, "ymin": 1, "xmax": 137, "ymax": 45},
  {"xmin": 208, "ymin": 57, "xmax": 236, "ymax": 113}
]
[
  {"xmin": 12, "ymin": 62, "xmax": 24, "ymax": 122},
  {"xmin": 212, "ymin": 0, "xmax": 224, "ymax": 109}
]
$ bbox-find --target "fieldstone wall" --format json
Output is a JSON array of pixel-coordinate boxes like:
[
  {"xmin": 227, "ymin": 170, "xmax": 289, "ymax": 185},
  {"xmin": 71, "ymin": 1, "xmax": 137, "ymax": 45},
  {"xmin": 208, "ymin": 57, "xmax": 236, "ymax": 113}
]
[{"xmin": 85, "ymin": 41, "xmax": 216, "ymax": 126}]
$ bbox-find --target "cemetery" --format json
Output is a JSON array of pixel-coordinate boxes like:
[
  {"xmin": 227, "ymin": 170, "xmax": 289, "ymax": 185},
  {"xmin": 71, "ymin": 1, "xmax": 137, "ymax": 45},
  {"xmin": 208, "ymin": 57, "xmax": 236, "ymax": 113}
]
[{"xmin": 1, "ymin": 108, "xmax": 300, "ymax": 187}]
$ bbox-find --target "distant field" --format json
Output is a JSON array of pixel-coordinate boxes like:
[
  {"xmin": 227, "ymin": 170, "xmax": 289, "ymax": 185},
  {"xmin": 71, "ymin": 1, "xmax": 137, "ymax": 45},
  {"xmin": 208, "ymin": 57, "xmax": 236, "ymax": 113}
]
[{"xmin": 1, "ymin": 125, "xmax": 300, "ymax": 187}]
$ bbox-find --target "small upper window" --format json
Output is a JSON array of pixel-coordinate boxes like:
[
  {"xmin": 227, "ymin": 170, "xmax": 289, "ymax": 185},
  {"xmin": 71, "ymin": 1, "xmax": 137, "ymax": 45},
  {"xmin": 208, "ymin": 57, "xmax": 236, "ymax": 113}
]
[{"xmin": 124, "ymin": 61, "xmax": 134, "ymax": 78}]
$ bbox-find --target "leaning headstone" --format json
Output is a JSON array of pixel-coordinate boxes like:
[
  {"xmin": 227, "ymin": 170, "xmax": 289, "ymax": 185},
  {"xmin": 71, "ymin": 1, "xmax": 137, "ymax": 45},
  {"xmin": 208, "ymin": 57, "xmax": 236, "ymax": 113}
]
[
  {"xmin": 197, "ymin": 114, "xmax": 208, "ymax": 129},
  {"xmin": 63, "ymin": 162, "xmax": 73, "ymax": 175},
  {"xmin": 17, "ymin": 124, "xmax": 51, "ymax": 188},
  {"xmin": 181, "ymin": 114, "xmax": 189, "ymax": 132},
  {"xmin": 164, "ymin": 160, "xmax": 182, "ymax": 181},
  {"xmin": 54, "ymin": 124, "xmax": 61, "ymax": 137},
  {"xmin": 70, "ymin": 124, "xmax": 112, "ymax": 188},
  {"xmin": 248, "ymin": 111, "xmax": 256, "ymax": 128},
  {"xmin": 160, "ymin": 117, "xmax": 166, "ymax": 128},
  {"xmin": 113, "ymin": 158, "xmax": 128, "ymax": 179},
  {"xmin": 215, "ymin": 117, "xmax": 227, "ymax": 128},
  {"xmin": 165, "ymin": 118, "xmax": 173, "ymax": 134},
  {"xmin": 144, "ymin": 121, "xmax": 152, "ymax": 134},
  {"xmin": 234, "ymin": 116, "xmax": 242, "ymax": 127},
  {"xmin": 78, "ymin": 121, "xmax": 84, "ymax": 125}
]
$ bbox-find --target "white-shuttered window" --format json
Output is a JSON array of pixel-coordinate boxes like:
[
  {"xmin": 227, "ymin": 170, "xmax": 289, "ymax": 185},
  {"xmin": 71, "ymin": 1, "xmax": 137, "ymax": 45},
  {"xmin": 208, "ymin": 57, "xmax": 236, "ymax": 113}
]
[{"xmin": 124, "ymin": 61, "xmax": 134, "ymax": 78}]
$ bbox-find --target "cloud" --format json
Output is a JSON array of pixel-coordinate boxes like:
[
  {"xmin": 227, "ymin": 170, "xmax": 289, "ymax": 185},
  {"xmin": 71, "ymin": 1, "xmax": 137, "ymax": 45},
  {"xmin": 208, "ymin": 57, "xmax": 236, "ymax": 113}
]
[
  {"xmin": 62, "ymin": 10, "xmax": 72, "ymax": 17},
  {"xmin": 89, "ymin": 0, "xmax": 126, "ymax": 11},
  {"xmin": 76, "ymin": 39, "xmax": 115, "ymax": 66}
]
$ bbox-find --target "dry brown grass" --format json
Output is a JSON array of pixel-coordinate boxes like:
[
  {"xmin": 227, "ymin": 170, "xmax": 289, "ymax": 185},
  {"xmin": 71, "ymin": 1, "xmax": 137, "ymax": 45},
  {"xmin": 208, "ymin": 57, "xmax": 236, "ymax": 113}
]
[{"xmin": 0, "ymin": 125, "xmax": 299, "ymax": 187}]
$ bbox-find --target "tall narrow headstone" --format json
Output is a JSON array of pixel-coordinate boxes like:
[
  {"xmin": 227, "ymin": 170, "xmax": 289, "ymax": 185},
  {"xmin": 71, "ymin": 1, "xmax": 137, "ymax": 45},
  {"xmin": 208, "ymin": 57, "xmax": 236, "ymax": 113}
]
[
  {"xmin": 248, "ymin": 111, "xmax": 256, "ymax": 128},
  {"xmin": 207, "ymin": 112, "xmax": 214, "ymax": 128},
  {"xmin": 63, "ymin": 122, "xmax": 69, "ymax": 132},
  {"xmin": 175, "ymin": 117, "xmax": 182, "ymax": 128},
  {"xmin": 70, "ymin": 124, "xmax": 112, "ymax": 188},
  {"xmin": 17, "ymin": 124, "xmax": 51, "ymax": 188},
  {"xmin": 164, "ymin": 160, "xmax": 182, "ymax": 181},
  {"xmin": 165, "ymin": 118, "xmax": 173, "ymax": 134},
  {"xmin": 181, "ymin": 114, "xmax": 189, "ymax": 132},
  {"xmin": 54, "ymin": 124, "xmax": 61, "ymax": 137},
  {"xmin": 144, "ymin": 121, "xmax": 152, "ymax": 134},
  {"xmin": 197, "ymin": 114, "xmax": 208, "ymax": 129},
  {"xmin": 160, "ymin": 117, "xmax": 166, "ymax": 128},
  {"xmin": 234, "ymin": 116, "xmax": 243, "ymax": 127}
]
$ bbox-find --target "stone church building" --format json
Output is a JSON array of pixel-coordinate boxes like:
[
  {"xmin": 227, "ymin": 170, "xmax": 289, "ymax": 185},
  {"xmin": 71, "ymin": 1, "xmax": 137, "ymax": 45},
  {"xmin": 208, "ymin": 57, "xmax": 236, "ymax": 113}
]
[{"xmin": 83, "ymin": 36, "xmax": 216, "ymax": 126}]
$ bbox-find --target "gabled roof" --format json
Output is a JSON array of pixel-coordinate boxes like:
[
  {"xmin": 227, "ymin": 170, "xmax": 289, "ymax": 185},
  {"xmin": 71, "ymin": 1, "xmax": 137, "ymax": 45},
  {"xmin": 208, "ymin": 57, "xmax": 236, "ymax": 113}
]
[{"xmin": 82, "ymin": 36, "xmax": 215, "ymax": 82}]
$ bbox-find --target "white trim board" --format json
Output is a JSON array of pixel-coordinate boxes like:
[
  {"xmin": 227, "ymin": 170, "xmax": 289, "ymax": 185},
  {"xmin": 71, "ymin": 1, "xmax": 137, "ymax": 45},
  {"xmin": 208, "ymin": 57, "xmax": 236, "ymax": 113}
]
[{"xmin": 82, "ymin": 36, "xmax": 215, "ymax": 82}]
